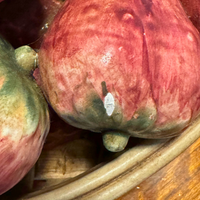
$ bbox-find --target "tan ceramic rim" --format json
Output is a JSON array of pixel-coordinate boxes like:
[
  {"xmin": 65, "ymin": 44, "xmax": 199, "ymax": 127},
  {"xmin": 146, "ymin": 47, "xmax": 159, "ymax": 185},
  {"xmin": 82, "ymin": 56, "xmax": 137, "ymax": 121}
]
[{"xmin": 21, "ymin": 116, "xmax": 200, "ymax": 200}]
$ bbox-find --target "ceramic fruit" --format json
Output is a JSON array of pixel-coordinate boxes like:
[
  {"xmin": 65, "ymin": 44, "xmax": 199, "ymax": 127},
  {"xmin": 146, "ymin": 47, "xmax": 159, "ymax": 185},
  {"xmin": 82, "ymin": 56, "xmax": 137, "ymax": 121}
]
[
  {"xmin": 38, "ymin": 0, "xmax": 200, "ymax": 152},
  {"xmin": 0, "ymin": 36, "xmax": 50, "ymax": 194}
]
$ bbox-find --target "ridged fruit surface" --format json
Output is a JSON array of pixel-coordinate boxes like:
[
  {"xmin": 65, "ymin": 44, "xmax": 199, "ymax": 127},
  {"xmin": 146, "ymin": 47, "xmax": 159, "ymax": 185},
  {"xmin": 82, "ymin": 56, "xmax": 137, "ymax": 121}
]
[
  {"xmin": 0, "ymin": 36, "xmax": 50, "ymax": 194},
  {"xmin": 39, "ymin": 0, "xmax": 200, "ymax": 139}
]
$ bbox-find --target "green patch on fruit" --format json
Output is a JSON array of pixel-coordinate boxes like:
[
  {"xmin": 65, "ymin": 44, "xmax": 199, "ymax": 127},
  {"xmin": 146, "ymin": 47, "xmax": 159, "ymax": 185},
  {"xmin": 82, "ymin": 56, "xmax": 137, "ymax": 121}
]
[
  {"xmin": 63, "ymin": 92, "xmax": 123, "ymax": 131},
  {"xmin": 85, "ymin": 97, "xmax": 106, "ymax": 122},
  {"xmin": 0, "ymin": 36, "xmax": 48, "ymax": 137},
  {"xmin": 123, "ymin": 107, "xmax": 157, "ymax": 135},
  {"xmin": 81, "ymin": 94, "xmax": 124, "ymax": 130}
]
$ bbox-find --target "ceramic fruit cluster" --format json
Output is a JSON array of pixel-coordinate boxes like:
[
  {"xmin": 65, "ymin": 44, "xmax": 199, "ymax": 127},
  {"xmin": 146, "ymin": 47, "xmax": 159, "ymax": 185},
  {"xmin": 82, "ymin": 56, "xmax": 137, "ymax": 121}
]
[{"xmin": 0, "ymin": 0, "xmax": 200, "ymax": 195}]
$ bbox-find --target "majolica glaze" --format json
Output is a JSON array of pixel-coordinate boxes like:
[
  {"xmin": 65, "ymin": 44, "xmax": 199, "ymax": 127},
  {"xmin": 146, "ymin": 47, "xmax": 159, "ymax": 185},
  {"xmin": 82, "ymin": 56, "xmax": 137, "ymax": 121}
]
[
  {"xmin": 0, "ymin": 36, "xmax": 50, "ymax": 194},
  {"xmin": 38, "ymin": 0, "xmax": 200, "ymax": 151}
]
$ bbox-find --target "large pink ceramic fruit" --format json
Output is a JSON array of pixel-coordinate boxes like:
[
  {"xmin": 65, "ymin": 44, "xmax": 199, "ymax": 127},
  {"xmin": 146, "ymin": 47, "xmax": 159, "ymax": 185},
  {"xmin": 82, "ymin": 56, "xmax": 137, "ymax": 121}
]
[
  {"xmin": 0, "ymin": 36, "xmax": 50, "ymax": 194},
  {"xmin": 38, "ymin": 0, "xmax": 200, "ymax": 151}
]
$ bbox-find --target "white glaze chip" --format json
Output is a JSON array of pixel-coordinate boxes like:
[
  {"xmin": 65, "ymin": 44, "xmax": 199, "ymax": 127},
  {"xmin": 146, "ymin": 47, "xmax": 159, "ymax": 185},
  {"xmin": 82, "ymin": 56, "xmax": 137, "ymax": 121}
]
[{"xmin": 104, "ymin": 92, "xmax": 115, "ymax": 116}]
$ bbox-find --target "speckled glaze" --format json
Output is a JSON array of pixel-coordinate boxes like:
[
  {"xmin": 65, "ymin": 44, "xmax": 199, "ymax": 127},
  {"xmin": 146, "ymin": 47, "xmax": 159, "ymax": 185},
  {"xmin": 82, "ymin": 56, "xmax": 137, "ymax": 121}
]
[
  {"xmin": 0, "ymin": 36, "xmax": 50, "ymax": 194},
  {"xmin": 39, "ymin": 0, "xmax": 200, "ymax": 142}
]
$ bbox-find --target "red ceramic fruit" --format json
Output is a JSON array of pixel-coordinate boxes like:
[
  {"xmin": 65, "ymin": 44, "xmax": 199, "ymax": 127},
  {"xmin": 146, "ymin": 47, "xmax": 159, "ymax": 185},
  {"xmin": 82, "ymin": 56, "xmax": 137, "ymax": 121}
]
[
  {"xmin": 38, "ymin": 0, "xmax": 200, "ymax": 152},
  {"xmin": 0, "ymin": 36, "xmax": 50, "ymax": 194}
]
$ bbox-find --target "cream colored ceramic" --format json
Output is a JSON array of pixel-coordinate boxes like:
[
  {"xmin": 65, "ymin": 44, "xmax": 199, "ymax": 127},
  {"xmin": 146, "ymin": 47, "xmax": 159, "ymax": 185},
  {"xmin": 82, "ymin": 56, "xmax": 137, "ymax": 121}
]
[{"xmin": 21, "ymin": 116, "xmax": 200, "ymax": 200}]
